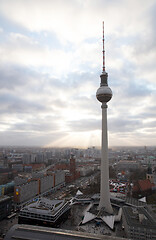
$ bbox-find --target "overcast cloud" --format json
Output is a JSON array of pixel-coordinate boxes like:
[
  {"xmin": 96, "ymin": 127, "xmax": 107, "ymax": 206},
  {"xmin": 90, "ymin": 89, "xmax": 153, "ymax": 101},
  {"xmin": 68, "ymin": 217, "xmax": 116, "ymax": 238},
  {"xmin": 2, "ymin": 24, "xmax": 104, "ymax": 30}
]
[{"xmin": 0, "ymin": 0, "xmax": 156, "ymax": 147}]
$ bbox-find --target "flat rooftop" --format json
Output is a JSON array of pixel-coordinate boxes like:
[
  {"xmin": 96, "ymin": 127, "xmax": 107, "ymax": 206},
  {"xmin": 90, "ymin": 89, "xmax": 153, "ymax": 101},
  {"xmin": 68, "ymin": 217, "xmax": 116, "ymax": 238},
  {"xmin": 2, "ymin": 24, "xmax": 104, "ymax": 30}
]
[
  {"xmin": 0, "ymin": 195, "xmax": 11, "ymax": 203},
  {"xmin": 21, "ymin": 198, "xmax": 67, "ymax": 216},
  {"xmin": 123, "ymin": 206, "xmax": 156, "ymax": 229},
  {"xmin": 4, "ymin": 224, "xmax": 126, "ymax": 240}
]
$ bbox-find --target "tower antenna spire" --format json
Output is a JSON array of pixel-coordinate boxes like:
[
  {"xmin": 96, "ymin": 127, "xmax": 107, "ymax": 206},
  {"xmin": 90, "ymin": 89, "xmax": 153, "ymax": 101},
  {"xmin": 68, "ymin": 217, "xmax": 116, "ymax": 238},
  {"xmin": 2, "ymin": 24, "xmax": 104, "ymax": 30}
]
[{"xmin": 102, "ymin": 21, "xmax": 105, "ymax": 72}]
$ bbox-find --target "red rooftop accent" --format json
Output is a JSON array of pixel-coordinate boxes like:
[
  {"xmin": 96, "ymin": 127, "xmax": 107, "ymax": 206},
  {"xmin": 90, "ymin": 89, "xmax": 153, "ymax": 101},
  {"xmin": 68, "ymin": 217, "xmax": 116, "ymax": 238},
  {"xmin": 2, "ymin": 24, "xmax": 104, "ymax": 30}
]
[{"xmin": 138, "ymin": 179, "xmax": 154, "ymax": 192}]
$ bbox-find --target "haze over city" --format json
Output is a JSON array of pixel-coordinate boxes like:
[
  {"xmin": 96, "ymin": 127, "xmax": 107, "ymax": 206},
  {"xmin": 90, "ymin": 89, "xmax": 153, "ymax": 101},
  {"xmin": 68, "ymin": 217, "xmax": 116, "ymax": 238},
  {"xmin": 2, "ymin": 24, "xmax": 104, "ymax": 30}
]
[{"xmin": 0, "ymin": 0, "xmax": 156, "ymax": 147}]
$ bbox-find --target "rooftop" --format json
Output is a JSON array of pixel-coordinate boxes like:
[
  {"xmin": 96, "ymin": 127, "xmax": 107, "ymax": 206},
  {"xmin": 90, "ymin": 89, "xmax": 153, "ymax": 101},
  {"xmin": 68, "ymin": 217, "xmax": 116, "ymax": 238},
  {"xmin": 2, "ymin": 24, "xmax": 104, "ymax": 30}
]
[
  {"xmin": 20, "ymin": 198, "xmax": 67, "ymax": 215},
  {"xmin": 0, "ymin": 195, "xmax": 11, "ymax": 203},
  {"xmin": 122, "ymin": 206, "xmax": 156, "ymax": 229},
  {"xmin": 124, "ymin": 197, "xmax": 147, "ymax": 207},
  {"xmin": 138, "ymin": 179, "xmax": 155, "ymax": 191},
  {"xmin": 4, "ymin": 224, "xmax": 126, "ymax": 240}
]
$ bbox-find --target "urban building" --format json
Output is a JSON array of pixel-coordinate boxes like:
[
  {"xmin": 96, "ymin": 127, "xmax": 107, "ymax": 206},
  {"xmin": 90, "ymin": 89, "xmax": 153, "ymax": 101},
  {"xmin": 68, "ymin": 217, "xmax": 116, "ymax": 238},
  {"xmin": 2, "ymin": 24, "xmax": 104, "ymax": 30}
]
[
  {"xmin": 14, "ymin": 176, "xmax": 29, "ymax": 186},
  {"xmin": 78, "ymin": 165, "xmax": 96, "ymax": 177},
  {"xmin": 146, "ymin": 164, "xmax": 154, "ymax": 183},
  {"xmin": 65, "ymin": 155, "xmax": 80, "ymax": 183},
  {"xmin": 48, "ymin": 155, "xmax": 80, "ymax": 184},
  {"xmin": 53, "ymin": 170, "xmax": 65, "ymax": 187},
  {"xmin": 132, "ymin": 179, "xmax": 155, "ymax": 198},
  {"xmin": 115, "ymin": 160, "xmax": 140, "ymax": 172},
  {"xmin": 4, "ymin": 224, "xmax": 124, "ymax": 240},
  {"xmin": 0, "ymin": 181, "xmax": 15, "ymax": 196},
  {"xmin": 14, "ymin": 170, "xmax": 65, "ymax": 206},
  {"xmin": 0, "ymin": 195, "xmax": 12, "ymax": 220},
  {"xmin": 11, "ymin": 164, "xmax": 23, "ymax": 172},
  {"xmin": 70, "ymin": 155, "xmax": 76, "ymax": 179},
  {"xmin": 23, "ymin": 163, "xmax": 45, "ymax": 171},
  {"xmin": 153, "ymin": 169, "xmax": 156, "ymax": 185},
  {"xmin": 14, "ymin": 180, "xmax": 39, "ymax": 205},
  {"xmin": 18, "ymin": 198, "xmax": 71, "ymax": 227},
  {"xmin": 0, "ymin": 168, "xmax": 16, "ymax": 185},
  {"xmin": 40, "ymin": 175, "xmax": 54, "ymax": 194},
  {"xmin": 139, "ymin": 156, "xmax": 156, "ymax": 168},
  {"xmin": 54, "ymin": 162, "xmax": 69, "ymax": 170},
  {"xmin": 122, "ymin": 206, "xmax": 156, "ymax": 239}
]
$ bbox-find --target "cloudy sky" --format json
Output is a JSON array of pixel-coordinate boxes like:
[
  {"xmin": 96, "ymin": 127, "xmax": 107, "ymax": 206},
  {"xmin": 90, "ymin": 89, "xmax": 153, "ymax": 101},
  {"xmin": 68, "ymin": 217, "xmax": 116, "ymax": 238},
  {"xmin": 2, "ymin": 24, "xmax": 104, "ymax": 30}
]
[{"xmin": 0, "ymin": 0, "xmax": 156, "ymax": 148}]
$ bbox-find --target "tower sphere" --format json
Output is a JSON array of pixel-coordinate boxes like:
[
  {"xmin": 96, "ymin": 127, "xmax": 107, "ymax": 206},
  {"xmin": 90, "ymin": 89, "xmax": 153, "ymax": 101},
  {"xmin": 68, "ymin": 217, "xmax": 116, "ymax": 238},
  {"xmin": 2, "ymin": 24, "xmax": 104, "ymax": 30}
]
[{"xmin": 96, "ymin": 85, "xmax": 112, "ymax": 103}]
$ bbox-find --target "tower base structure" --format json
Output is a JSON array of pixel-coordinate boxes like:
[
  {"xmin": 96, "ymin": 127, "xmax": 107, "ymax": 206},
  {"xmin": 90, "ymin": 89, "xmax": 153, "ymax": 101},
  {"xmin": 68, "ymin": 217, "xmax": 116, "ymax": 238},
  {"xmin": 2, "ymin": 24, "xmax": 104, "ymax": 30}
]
[{"xmin": 82, "ymin": 202, "xmax": 121, "ymax": 230}]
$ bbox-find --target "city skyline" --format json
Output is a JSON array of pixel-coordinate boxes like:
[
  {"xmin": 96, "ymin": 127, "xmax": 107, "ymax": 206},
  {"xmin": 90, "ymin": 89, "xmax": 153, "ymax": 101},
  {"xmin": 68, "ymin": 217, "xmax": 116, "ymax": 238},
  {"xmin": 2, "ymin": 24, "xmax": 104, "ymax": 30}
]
[{"xmin": 0, "ymin": 0, "xmax": 156, "ymax": 147}]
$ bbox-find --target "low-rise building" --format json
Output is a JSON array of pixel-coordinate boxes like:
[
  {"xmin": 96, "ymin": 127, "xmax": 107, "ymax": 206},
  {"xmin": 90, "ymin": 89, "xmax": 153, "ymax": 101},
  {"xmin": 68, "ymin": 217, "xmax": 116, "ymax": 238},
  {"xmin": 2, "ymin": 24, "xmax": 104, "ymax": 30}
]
[
  {"xmin": 18, "ymin": 198, "xmax": 70, "ymax": 227},
  {"xmin": 132, "ymin": 179, "xmax": 155, "ymax": 198},
  {"xmin": 116, "ymin": 160, "xmax": 140, "ymax": 171},
  {"xmin": 122, "ymin": 206, "xmax": 156, "ymax": 240},
  {"xmin": 0, "ymin": 195, "xmax": 12, "ymax": 220},
  {"xmin": 4, "ymin": 224, "xmax": 124, "ymax": 240}
]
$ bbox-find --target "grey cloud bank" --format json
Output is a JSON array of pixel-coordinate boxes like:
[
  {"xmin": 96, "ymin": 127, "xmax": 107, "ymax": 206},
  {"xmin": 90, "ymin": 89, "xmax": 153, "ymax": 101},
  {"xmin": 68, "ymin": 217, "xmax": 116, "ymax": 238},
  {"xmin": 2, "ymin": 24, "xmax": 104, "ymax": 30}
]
[{"xmin": 0, "ymin": 0, "xmax": 156, "ymax": 147}]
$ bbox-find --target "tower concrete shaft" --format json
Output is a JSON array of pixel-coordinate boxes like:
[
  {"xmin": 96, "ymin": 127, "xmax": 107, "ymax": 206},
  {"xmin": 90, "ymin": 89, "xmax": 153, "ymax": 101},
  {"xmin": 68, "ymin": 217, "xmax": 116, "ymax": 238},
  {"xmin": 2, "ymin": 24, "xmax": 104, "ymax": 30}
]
[{"xmin": 98, "ymin": 102, "xmax": 113, "ymax": 213}]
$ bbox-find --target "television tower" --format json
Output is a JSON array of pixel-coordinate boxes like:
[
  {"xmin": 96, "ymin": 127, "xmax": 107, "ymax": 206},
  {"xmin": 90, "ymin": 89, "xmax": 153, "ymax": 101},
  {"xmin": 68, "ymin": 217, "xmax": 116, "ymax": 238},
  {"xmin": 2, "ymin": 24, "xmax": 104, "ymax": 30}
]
[{"xmin": 96, "ymin": 22, "xmax": 113, "ymax": 214}]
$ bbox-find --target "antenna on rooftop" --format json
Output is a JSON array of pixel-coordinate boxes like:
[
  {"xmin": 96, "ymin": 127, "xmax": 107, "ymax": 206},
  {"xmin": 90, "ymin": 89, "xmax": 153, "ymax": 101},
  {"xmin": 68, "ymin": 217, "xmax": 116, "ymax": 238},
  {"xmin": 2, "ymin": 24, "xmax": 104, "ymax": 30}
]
[{"xmin": 102, "ymin": 21, "xmax": 105, "ymax": 72}]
